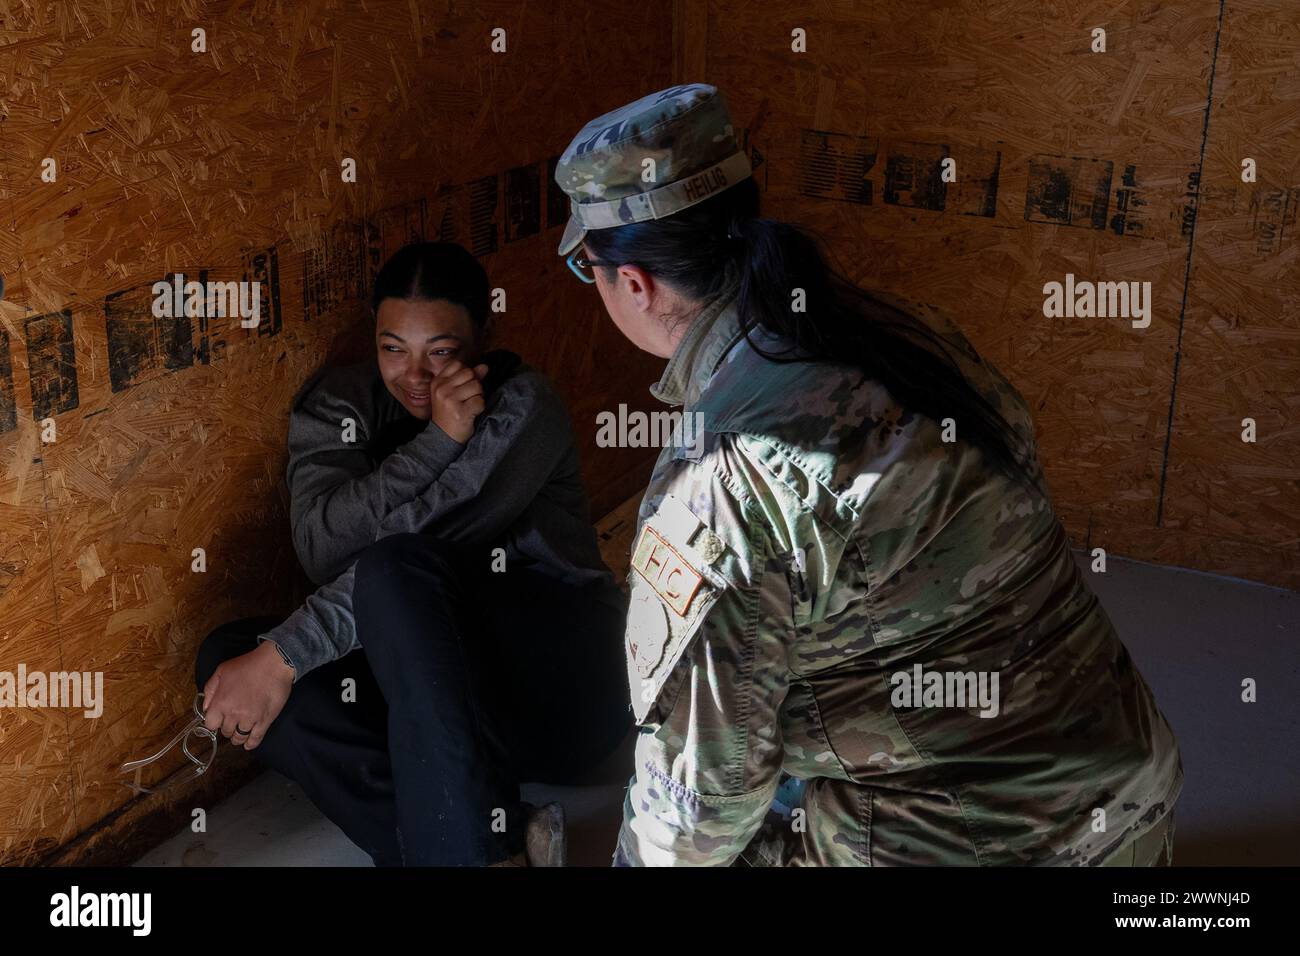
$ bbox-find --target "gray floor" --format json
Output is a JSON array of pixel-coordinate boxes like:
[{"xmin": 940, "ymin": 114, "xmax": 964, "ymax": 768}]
[{"xmin": 135, "ymin": 553, "xmax": 1299, "ymax": 866}]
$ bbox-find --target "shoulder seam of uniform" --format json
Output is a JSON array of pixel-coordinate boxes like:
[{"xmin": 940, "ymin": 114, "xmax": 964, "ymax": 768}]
[{"xmin": 728, "ymin": 433, "xmax": 859, "ymax": 542}]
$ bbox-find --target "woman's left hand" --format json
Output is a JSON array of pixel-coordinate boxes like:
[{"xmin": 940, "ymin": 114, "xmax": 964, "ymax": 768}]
[{"xmin": 201, "ymin": 642, "xmax": 295, "ymax": 750}]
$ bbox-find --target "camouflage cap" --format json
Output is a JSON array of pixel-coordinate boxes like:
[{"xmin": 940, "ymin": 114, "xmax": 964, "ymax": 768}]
[{"xmin": 554, "ymin": 83, "xmax": 751, "ymax": 256}]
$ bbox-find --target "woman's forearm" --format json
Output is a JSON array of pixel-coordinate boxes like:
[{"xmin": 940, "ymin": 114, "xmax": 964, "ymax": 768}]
[
  {"xmin": 257, "ymin": 560, "xmax": 362, "ymax": 680},
  {"xmin": 289, "ymin": 419, "xmax": 467, "ymax": 582}
]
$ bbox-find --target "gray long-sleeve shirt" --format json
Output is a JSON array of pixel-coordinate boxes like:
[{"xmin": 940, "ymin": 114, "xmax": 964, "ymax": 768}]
[{"xmin": 257, "ymin": 352, "xmax": 617, "ymax": 681}]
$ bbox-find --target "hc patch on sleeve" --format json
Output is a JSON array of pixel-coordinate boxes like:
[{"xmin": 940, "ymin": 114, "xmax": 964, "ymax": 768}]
[
  {"xmin": 624, "ymin": 495, "xmax": 731, "ymax": 722},
  {"xmin": 630, "ymin": 524, "xmax": 704, "ymax": 618}
]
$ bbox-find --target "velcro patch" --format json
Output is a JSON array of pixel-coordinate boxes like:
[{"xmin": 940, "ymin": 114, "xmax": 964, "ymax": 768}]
[
  {"xmin": 627, "ymin": 587, "xmax": 670, "ymax": 678},
  {"xmin": 630, "ymin": 524, "xmax": 704, "ymax": 618}
]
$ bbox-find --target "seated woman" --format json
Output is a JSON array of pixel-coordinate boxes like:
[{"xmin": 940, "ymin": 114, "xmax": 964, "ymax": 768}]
[{"xmin": 194, "ymin": 241, "xmax": 630, "ymax": 866}]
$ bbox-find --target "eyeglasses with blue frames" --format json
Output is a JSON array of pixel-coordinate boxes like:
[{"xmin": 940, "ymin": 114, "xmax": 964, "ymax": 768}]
[{"xmin": 566, "ymin": 249, "xmax": 619, "ymax": 284}]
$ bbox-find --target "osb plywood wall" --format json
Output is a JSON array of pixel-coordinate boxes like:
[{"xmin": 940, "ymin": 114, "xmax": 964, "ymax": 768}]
[
  {"xmin": 0, "ymin": 0, "xmax": 670, "ymax": 864},
  {"xmin": 684, "ymin": 0, "xmax": 1298, "ymax": 589}
]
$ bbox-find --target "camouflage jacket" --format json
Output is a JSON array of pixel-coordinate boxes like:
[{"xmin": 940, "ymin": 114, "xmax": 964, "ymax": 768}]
[{"xmin": 615, "ymin": 288, "xmax": 1183, "ymax": 866}]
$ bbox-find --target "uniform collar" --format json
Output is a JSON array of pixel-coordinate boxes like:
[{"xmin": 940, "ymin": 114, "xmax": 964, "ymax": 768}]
[{"xmin": 649, "ymin": 287, "xmax": 743, "ymax": 407}]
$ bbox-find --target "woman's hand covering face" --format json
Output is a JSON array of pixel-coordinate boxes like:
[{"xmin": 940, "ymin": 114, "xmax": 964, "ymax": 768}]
[{"xmin": 429, "ymin": 359, "xmax": 489, "ymax": 444}]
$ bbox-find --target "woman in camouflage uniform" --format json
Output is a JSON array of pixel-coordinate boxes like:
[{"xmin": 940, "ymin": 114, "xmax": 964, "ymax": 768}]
[{"xmin": 553, "ymin": 84, "xmax": 1183, "ymax": 866}]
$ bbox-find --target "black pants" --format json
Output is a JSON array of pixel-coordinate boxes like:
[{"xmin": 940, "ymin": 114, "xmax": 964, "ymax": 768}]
[{"xmin": 195, "ymin": 533, "xmax": 630, "ymax": 866}]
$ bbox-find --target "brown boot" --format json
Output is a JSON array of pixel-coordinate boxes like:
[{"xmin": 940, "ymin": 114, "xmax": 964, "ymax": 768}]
[
  {"xmin": 524, "ymin": 801, "xmax": 566, "ymax": 867},
  {"xmin": 487, "ymin": 803, "xmax": 566, "ymax": 867}
]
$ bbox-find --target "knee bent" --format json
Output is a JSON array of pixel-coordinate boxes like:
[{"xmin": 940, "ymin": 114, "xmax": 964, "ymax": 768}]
[{"xmin": 354, "ymin": 533, "xmax": 465, "ymax": 593}]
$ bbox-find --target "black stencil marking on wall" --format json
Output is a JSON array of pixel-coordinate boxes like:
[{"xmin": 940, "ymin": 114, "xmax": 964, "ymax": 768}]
[
  {"xmin": 1251, "ymin": 185, "xmax": 1299, "ymax": 257},
  {"xmin": 1025, "ymin": 155, "xmax": 1113, "ymax": 230},
  {"xmin": 505, "ymin": 163, "xmax": 541, "ymax": 243},
  {"xmin": 468, "ymin": 174, "xmax": 499, "ymax": 256},
  {"xmin": 301, "ymin": 244, "xmax": 329, "ymax": 323},
  {"xmin": 105, "ymin": 284, "xmax": 193, "ymax": 393},
  {"xmin": 191, "ymin": 268, "xmax": 224, "ymax": 366},
  {"xmin": 298, "ymin": 155, "xmax": 560, "ymax": 324},
  {"xmin": 946, "ymin": 145, "xmax": 1001, "ymax": 218},
  {"xmin": 338, "ymin": 220, "xmax": 370, "ymax": 310},
  {"xmin": 800, "ymin": 132, "xmax": 1000, "ymax": 217},
  {"xmin": 1109, "ymin": 164, "xmax": 1151, "ymax": 237},
  {"xmin": 26, "ymin": 308, "xmax": 79, "ymax": 416},
  {"xmin": 186, "ymin": 255, "xmax": 280, "ymax": 366},
  {"xmin": 546, "ymin": 155, "xmax": 569, "ymax": 230},
  {"xmin": 430, "ymin": 184, "xmax": 462, "ymax": 243},
  {"xmin": 373, "ymin": 197, "xmax": 429, "ymax": 266},
  {"xmin": 883, "ymin": 142, "xmax": 949, "ymax": 212},
  {"xmin": 303, "ymin": 220, "xmax": 369, "ymax": 323},
  {"xmin": 0, "ymin": 328, "xmax": 16, "ymax": 434},
  {"xmin": 1156, "ymin": 0, "xmax": 1228, "ymax": 528},
  {"xmin": 303, "ymin": 195, "xmax": 457, "ymax": 324},
  {"xmin": 360, "ymin": 197, "xmax": 442, "ymax": 299},
  {"xmin": 244, "ymin": 245, "xmax": 283, "ymax": 340},
  {"xmin": 360, "ymin": 218, "xmax": 382, "ymax": 296},
  {"xmin": 1179, "ymin": 169, "xmax": 1200, "ymax": 238},
  {"xmin": 797, "ymin": 131, "xmax": 1191, "ymax": 233},
  {"xmin": 799, "ymin": 130, "xmax": 876, "ymax": 204}
]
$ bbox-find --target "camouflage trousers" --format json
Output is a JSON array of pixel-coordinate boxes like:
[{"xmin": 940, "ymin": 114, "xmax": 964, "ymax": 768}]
[
  {"xmin": 1101, "ymin": 812, "xmax": 1176, "ymax": 867},
  {"xmin": 734, "ymin": 801, "xmax": 1177, "ymax": 866}
]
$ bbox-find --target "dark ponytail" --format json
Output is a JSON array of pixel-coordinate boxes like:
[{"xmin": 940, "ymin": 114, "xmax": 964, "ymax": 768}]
[{"xmin": 582, "ymin": 177, "xmax": 1045, "ymax": 495}]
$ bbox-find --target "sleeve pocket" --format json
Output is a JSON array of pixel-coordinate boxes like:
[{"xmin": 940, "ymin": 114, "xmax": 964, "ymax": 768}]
[{"xmin": 625, "ymin": 567, "xmax": 724, "ymax": 725}]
